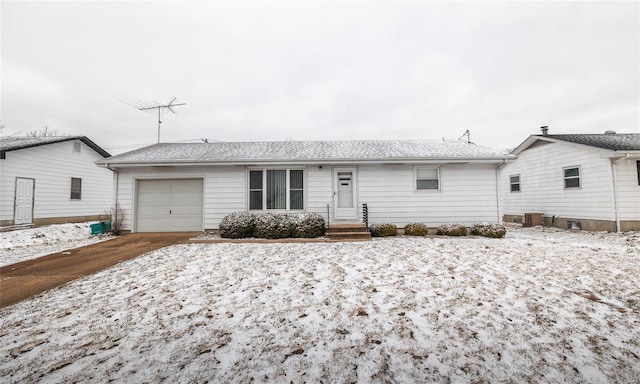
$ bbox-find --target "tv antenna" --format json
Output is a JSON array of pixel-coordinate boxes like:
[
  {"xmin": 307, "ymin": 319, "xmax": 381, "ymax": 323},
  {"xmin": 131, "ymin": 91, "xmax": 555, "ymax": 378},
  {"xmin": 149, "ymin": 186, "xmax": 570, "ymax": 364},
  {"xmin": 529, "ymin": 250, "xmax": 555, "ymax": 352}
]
[
  {"xmin": 121, "ymin": 96, "xmax": 186, "ymax": 143},
  {"xmin": 458, "ymin": 129, "xmax": 471, "ymax": 143}
]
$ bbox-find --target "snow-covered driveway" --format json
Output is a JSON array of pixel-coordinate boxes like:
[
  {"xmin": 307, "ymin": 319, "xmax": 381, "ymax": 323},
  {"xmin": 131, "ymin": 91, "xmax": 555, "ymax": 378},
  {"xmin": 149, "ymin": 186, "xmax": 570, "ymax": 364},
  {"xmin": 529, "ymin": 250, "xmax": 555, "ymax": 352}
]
[{"xmin": 1, "ymin": 227, "xmax": 639, "ymax": 383}]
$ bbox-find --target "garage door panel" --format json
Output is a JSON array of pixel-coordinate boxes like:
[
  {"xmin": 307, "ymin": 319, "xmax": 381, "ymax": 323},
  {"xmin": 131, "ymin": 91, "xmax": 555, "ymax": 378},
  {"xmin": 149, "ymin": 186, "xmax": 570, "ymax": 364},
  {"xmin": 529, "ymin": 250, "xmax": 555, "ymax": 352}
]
[{"xmin": 136, "ymin": 179, "xmax": 203, "ymax": 232}]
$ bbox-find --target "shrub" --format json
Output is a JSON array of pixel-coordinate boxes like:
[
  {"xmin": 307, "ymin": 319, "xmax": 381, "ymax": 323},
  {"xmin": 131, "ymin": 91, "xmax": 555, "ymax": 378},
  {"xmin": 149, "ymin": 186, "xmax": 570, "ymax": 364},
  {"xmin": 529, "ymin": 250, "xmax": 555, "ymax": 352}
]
[
  {"xmin": 369, "ymin": 223, "xmax": 398, "ymax": 237},
  {"xmin": 471, "ymin": 223, "xmax": 506, "ymax": 238},
  {"xmin": 404, "ymin": 222, "xmax": 429, "ymax": 236},
  {"xmin": 254, "ymin": 213, "xmax": 293, "ymax": 239},
  {"xmin": 291, "ymin": 212, "xmax": 326, "ymax": 238},
  {"xmin": 219, "ymin": 211, "xmax": 256, "ymax": 239},
  {"xmin": 436, "ymin": 223, "xmax": 468, "ymax": 236}
]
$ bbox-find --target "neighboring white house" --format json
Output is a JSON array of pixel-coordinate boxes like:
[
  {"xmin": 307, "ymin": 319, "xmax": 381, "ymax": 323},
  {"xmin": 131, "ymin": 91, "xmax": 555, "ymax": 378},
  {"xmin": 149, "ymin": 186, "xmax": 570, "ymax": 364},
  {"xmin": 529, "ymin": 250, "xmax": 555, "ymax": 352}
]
[
  {"xmin": 0, "ymin": 136, "xmax": 113, "ymax": 227},
  {"xmin": 96, "ymin": 140, "xmax": 514, "ymax": 233},
  {"xmin": 502, "ymin": 131, "xmax": 640, "ymax": 232}
]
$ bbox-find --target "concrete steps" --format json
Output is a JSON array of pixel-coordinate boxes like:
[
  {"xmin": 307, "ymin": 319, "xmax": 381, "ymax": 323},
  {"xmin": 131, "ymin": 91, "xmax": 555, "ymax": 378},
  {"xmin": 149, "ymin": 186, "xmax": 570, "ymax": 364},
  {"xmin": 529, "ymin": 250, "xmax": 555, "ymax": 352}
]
[{"xmin": 326, "ymin": 223, "xmax": 372, "ymax": 242}]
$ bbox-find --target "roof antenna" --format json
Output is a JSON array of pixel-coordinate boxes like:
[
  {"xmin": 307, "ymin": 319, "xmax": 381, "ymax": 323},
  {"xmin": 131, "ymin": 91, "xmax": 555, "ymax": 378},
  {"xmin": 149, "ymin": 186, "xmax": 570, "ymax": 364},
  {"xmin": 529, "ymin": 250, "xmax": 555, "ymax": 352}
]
[
  {"xmin": 121, "ymin": 96, "xmax": 186, "ymax": 143},
  {"xmin": 458, "ymin": 129, "xmax": 471, "ymax": 143}
]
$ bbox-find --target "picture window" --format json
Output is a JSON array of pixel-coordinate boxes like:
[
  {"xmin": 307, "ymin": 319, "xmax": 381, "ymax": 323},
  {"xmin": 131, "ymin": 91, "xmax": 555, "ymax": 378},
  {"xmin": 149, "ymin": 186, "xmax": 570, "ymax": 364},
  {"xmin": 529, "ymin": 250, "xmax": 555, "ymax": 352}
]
[{"xmin": 249, "ymin": 169, "xmax": 304, "ymax": 210}]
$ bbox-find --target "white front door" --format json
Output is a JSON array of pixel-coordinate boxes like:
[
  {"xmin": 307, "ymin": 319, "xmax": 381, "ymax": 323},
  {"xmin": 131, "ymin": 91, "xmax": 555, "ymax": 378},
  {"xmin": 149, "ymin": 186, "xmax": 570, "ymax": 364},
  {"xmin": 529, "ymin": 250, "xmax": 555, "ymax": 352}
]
[
  {"xmin": 334, "ymin": 168, "xmax": 357, "ymax": 220},
  {"xmin": 14, "ymin": 178, "xmax": 34, "ymax": 225}
]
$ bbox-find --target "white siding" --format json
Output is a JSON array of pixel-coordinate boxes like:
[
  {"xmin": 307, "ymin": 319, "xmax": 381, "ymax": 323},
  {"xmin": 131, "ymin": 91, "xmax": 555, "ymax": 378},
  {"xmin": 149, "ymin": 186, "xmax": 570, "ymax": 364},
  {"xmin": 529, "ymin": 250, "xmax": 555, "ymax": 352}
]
[
  {"xmin": 0, "ymin": 140, "xmax": 112, "ymax": 223},
  {"xmin": 306, "ymin": 166, "xmax": 333, "ymax": 218},
  {"xmin": 116, "ymin": 163, "xmax": 502, "ymax": 231},
  {"xmin": 502, "ymin": 141, "xmax": 616, "ymax": 221},
  {"xmin": 358, "ymin": 164, "xmax": 500, "ymax": 227},
  {"xmin": 614, "ymin": 159, "xmax": 640, "ymax": 221}
]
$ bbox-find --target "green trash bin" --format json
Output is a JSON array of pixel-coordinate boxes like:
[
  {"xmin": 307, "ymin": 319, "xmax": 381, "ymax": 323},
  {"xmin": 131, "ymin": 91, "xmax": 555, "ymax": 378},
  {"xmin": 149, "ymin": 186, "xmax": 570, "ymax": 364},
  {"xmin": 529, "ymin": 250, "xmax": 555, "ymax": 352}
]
[
  {"xmin": 90, "ymin": 222, "xmax": 103, "ymax": 235},
  {"xmin": 102, "ymin": 220, "xmax": 112, "ymax": 232}
]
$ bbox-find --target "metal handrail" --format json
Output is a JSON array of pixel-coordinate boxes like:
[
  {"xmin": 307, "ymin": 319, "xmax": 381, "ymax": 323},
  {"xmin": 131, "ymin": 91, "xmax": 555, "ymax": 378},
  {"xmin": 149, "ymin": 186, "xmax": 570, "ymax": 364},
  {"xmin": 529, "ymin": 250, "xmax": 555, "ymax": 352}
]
[{"xmin": 362, "ymin": 203, "xmax": 368, "ymax": 229}]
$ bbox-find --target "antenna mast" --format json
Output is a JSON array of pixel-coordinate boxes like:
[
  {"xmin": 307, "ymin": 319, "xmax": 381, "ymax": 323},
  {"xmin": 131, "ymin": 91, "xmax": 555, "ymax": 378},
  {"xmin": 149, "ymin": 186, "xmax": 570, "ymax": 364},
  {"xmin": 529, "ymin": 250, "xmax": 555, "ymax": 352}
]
[
  {"xmin": 458, "ymin": 130, "xmax": 471, "ymax": 143},
  {"xmin": 121, "ymin": 96, "xmax": 186, "ymax": 143}
]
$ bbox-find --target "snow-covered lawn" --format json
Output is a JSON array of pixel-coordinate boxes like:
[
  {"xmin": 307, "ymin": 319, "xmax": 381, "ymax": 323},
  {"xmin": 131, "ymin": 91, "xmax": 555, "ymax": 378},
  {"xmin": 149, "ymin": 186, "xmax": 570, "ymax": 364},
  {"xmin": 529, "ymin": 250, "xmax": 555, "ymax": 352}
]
[
  {"xmin": 1, "ymin": 222, "xmax": 113, "ymax": 267},
  {"xmin": 1, "ymin": 227, "xmax": 639, "ymax": 383}
]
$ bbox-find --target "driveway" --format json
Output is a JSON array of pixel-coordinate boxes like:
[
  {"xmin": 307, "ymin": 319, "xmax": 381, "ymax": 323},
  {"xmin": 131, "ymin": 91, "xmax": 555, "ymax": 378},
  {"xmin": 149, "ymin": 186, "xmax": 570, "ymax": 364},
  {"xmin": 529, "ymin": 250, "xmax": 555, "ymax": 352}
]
[{"xmin": 0, "ymin": 232, "xmax": 198, "ymax": 308}]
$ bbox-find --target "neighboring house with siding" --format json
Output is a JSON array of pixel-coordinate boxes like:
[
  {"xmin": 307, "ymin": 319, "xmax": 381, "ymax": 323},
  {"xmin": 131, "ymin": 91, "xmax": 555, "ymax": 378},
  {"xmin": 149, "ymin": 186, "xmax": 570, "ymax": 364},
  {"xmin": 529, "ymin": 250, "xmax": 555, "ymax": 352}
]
[
  {"xmin": 96, "ymin": 140, "xmax": 514, "ymax": 233},
  {"xmin": 502, "ymin": 131, "xmax": 640, "ymax": 232},
  {"xmin": 0, "ymin": 136, "xmax": 112, "ymax": 227}
]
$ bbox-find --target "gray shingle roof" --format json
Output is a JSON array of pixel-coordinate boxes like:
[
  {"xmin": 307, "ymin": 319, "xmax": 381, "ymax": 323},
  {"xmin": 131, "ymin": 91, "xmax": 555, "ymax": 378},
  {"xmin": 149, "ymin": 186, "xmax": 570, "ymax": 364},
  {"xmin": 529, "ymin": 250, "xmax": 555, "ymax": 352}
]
[
  {"xmin": 0, "ymin": 136, "xmax": 111, "ymax": 158},
  {"xmin": 99, "ymin": 140, "xmax": 513, "ymax": 165},
  {"xmin": 540, "ymin": 134, "xmax": 640, "ymax": 151}
]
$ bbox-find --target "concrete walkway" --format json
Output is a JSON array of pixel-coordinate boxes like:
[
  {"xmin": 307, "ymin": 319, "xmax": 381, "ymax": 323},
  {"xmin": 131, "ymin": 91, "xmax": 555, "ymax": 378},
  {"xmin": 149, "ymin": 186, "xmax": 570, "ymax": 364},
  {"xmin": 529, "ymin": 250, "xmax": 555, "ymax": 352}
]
[{"xmin": 0, "ymin": 232, "xmax": 197, "ymax": 308}]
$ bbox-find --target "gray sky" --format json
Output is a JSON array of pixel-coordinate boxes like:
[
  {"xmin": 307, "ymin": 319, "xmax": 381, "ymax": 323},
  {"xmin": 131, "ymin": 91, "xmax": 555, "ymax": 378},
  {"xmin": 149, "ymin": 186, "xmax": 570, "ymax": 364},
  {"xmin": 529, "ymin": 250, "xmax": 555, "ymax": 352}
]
[{"xmin": 2, "ymin": 1, "xmax": 639, "ymax": 154}]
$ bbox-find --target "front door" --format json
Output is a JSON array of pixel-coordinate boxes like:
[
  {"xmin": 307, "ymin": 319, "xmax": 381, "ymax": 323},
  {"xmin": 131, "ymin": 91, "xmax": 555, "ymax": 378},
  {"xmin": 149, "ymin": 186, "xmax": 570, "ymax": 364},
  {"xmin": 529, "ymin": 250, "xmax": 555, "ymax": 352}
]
[
  {"xmin": 334, "ymin": 168, "xmax": 357, "ymax": 220},
  {"xmin": 14, "ymin": 178, "xmax": 34, "ymax": 225}
]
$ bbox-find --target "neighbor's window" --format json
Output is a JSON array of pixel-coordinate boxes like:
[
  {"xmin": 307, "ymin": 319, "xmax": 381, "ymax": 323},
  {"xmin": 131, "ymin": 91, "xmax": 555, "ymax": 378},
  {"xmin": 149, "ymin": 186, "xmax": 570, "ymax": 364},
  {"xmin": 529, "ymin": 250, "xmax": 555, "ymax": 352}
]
[
  {"xmin": 510, "ymin": 175, "xmax": 521, "ymax": 192},
  {"xmin": 416, "ymin": 168, "xmax": 440, "ymax": 190},
  {"xmin": 563, "ymin": 166, "xmax": 581, "ymax": 189},
  {"xmin": 249, "ymin": 169, "xmax": 304, "ymax": 210},
  {"xmin": 73, "ymin": 141, "xmax": 81, "ymax": 154},
  {"xmin": 70, "ymin": 178, "xmax": 82, "ymax": 200},
  {"xmin": 637, "ymin": 161, "xmax": 640, "ymax": 186}
]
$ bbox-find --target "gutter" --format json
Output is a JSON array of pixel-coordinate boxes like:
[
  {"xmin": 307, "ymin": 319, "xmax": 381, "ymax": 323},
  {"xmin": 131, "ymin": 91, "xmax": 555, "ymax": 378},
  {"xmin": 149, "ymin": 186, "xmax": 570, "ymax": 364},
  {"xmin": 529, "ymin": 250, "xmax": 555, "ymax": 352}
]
[{"xmin": 610, "ymin": 153, "xmax": 630, "ymax": 233}]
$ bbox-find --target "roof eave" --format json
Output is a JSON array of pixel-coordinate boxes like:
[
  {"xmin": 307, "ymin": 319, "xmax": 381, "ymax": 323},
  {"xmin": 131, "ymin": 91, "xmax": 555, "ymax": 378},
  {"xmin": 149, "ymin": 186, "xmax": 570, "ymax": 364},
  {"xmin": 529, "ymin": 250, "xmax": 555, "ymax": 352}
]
[
  {"xmin": 1, "ymin": 136, "xmax": 111, "ymax": 158},
  {"xmin": 609, "ymin": 150, "xmax": 640, "ymax": 160},
  {"xmin": 98, "ymin": 156, "xmax": 515, "ymax": 168}
]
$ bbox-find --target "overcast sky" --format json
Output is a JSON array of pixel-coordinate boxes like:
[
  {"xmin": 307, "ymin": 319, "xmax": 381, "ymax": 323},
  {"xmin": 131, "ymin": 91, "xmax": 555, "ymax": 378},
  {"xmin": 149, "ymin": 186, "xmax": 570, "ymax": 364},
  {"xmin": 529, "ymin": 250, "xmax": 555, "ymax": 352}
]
[{"xmin": 1, "ymin": 1, "xmax": 638, "ymax": 154}]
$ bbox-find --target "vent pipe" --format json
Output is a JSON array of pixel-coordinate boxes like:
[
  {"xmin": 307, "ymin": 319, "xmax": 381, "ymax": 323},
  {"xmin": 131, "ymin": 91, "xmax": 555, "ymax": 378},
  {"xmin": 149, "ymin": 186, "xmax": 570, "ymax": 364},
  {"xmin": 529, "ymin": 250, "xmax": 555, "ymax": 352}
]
[{"xmin": 540, "ymin": 126, "xmax": 549, "ymax": 135}]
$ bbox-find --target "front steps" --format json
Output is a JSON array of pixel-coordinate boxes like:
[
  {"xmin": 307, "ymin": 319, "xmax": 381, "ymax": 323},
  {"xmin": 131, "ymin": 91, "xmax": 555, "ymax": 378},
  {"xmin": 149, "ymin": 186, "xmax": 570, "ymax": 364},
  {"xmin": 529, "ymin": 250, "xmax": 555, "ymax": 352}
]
[{"xmin": 326, "ymin": 223, "xmax": 372, "ymax": 242}]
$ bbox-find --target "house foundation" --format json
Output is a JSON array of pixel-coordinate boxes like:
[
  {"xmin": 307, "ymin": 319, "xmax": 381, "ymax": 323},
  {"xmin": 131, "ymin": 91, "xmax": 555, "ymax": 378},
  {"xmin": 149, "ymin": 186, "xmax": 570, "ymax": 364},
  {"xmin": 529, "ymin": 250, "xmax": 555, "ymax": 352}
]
[{"xmin": 503, "ymin": 214, "xmax": 622, "ymax": 232}]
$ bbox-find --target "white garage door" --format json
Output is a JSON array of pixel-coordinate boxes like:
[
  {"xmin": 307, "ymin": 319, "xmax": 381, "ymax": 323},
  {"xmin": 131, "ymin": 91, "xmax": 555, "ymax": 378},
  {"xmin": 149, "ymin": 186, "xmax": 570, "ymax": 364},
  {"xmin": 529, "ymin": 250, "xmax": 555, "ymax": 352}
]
[{"xmin": 136, "ymin": 179, "xmax": 203, "ymax": 232}]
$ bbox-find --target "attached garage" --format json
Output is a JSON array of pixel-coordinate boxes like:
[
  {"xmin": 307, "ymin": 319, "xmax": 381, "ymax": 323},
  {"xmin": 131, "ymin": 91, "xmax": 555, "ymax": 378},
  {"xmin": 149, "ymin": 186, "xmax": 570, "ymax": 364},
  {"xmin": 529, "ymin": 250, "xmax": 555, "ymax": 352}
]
[{"xmin": 136, "ymin": 179, "xmax": 203, "ymax": 232}]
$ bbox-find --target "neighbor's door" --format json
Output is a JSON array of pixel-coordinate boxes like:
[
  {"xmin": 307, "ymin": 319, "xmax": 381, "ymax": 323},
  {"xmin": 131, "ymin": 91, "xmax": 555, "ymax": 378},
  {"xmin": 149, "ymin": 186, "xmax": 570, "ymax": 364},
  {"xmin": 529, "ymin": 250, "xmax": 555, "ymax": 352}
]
[
  {"xmin": 14, "ymin": 178, "xmax": 34, "ymax": 225},
  {"xmin": 333, "ymin": 168, "xmax": 357, "ymax": 220}
]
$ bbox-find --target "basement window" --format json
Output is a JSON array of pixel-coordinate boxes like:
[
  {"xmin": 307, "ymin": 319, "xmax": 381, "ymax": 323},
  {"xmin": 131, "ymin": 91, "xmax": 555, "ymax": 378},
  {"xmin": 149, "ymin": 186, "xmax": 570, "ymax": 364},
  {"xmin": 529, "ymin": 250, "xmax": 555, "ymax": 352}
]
[
  {"xmin": 510, "ymin": 175, "xmax": 521, "ymax": 192},
  {"xmin": 563, "ymin": 166, "xmax": 581, "ymax": 189}
]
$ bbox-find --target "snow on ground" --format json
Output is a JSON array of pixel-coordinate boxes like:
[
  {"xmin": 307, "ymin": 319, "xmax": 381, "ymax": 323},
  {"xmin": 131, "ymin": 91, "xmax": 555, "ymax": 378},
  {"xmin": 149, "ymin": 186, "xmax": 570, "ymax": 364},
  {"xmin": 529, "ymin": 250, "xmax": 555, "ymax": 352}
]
[
  {"xmin": 1, "ymin": 222, "xmax": 113, "ymax": 267},
  {"xmin": 1, "ymin": 227, "xmax": 639, "ymax": 383}
]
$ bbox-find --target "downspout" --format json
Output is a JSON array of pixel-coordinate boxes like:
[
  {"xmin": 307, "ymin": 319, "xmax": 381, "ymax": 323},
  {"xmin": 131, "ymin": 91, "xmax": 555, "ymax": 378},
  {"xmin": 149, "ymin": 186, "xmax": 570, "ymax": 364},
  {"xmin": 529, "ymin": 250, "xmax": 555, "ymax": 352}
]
[
  {"xmin": 611, "ymin": 153, "xmax": 630, "ymax": 233},
  {"xmin": 495, "ymin": 160, "xmax": 508, "ymax": 223},
  {"xmin": 106, "ymin": 165, "xmax": 119, "ymax": 227}
]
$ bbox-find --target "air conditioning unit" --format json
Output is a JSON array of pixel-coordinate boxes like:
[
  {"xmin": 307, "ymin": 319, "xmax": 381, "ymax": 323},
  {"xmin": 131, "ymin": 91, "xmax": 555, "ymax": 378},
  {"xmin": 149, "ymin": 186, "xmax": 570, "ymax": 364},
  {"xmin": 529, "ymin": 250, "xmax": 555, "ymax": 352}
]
[{"xmin": 523, "ymin": 213, "xmax": 544, "ymax": 227}]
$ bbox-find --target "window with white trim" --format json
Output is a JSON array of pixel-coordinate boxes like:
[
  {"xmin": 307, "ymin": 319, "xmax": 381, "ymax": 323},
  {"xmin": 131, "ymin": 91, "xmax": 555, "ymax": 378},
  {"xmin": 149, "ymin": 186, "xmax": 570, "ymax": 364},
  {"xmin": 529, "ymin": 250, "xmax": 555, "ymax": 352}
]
[
  {"xmin": 510, "ymin": 175, "xmax": 521, "ymax": 192},
  {"xmin": 416, "ymin": 167, "xmax": 440, "ymax": 190},
  {"xmin": 249, "ymin": 169, "xmax": 304, "ymax": 210},
  {"xmin": 70, "ymin": 178, "xmax": 82, "ymax": 200},
  {"xmin": 73, "ymin": 141, "xmax": 81, "ymax": 154},
  {"xmin": 563, "ymin": 166, "xmax": 581, "ymax": 189}
]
